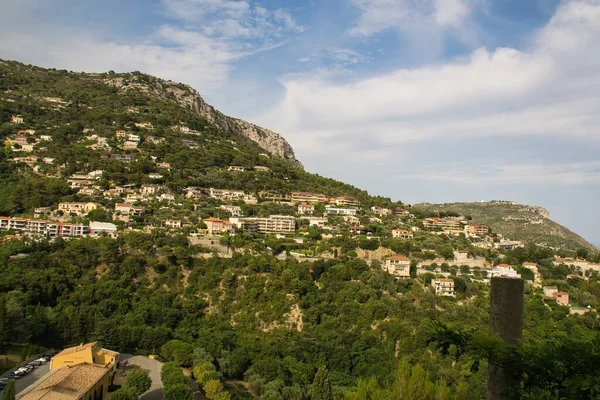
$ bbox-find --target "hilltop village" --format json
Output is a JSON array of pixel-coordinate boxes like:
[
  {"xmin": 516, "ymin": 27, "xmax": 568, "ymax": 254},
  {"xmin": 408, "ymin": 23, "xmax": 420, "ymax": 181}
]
[{"xmin": 4, "ymin": 113, "xmax": 600, "ymax": 308}]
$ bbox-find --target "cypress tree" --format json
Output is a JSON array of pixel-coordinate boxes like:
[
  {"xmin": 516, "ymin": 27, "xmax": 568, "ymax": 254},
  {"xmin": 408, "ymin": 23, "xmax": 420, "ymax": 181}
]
[
  {"xmin": 2, "ymin": 379, "xmax": 15, "ymax": 400},
  {"xmin": 312, "ymin": 366, "xmax": 332, "ymax": 400}
]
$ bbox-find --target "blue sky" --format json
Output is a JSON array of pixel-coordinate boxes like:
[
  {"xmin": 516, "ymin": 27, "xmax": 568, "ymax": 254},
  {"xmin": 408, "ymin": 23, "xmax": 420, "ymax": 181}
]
[{"xmin": 1, "ymin": 0, "xmax": 599, "ymax": 247}]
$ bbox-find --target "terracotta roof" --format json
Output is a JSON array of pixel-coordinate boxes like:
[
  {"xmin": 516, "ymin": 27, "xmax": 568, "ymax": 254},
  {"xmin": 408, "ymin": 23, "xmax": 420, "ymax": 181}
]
[
  {"xmin": 53, "ymin": 342, "xmax": 97, "ymax": 358},
  {"xmin": 496, "ymin": 264, "xmax": 513, "ymax": 268},
  {"xmin": 204, "ymin": 217, "xmax": 226, "ymax": 222},
  {"xmin": 387, "ymin": 256, "xmax": 410, "ymax": 261},
  {"xmin": 21, "ymin": 363, "xmax": 110, "ymax": 400}
]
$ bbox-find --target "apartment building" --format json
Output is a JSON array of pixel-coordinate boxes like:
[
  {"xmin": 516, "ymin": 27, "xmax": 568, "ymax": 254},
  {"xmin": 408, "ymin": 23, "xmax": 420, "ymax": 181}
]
[
  {"xmin": 466, "ymin": 224, "xmax": 490, "ymax": 235},
  {"xmin": 0, "ymin": 217, "xmax": 90, "ymax": 237},
  {"xmin": 230, "ymin": 215, "xmax": 295, "ymax": 234},
  {"xmin": 331, "ymin": 196, "xmax": 360, "ymax": 207},
  {"xmin": 298, "ymin": 203, "xmax": 315, "ymax": 215},
  {"xmin": 325, "ymin": 206, "xmax": 357, "ymax": 216},
  {"xmin": 291, "ymin": 192, "xmax": 327, "ymax": 204},
  {"xmin": 384, "ymin": 256, "xmax": 411, "ymax": 279},
  {"xmin": 204, "ymin": 217, "xmax": 234, "ymax": 235},
  {"xmin": 432, "ymin": 279, "xmax": 455, "ymax": 296},
  {"xmin": 58, "ymin": 202, "xmax": 99, "ymax": 217},
  {"xmin": 392, "ymin": 229, "xmax": 413, "ymax": 239}
]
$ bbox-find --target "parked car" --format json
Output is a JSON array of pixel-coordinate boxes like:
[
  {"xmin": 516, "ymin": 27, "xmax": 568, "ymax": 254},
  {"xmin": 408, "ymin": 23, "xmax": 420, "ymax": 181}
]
[
  {"xmin": 0, "ymin": 378, "xmax": 10, "ymax": 389},
  {"xmin": 29, "ymin": 360, "xmax": 43, "ymax": 367},
  {"xmin": 6, "ymin": 373, "xmax": 21, "ymax": 380}
]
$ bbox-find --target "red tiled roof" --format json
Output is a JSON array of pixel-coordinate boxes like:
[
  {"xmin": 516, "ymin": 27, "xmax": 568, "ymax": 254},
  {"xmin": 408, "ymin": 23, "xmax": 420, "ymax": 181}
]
[{"xmin": 387, "ymin": 256, "xmax": 410, "ymax": 261}]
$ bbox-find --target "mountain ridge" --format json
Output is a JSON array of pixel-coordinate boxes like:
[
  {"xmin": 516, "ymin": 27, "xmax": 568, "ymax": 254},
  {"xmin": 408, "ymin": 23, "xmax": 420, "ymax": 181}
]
[{"xmin": 412, "ymin": 200, "xmax": 597, "ymax": 251}]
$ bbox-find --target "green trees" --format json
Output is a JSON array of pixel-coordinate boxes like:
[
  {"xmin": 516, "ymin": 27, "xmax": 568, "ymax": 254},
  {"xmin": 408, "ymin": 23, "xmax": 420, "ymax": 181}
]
[
  {"xmin": 125, "ymin": 368, "xmax": 152, "ymax": 396},
  {"xmin": 193, "ymin": 361, "xmax": 230, "ymax": 399},
  {"xmin": 311, "ymin": 367, "xmax": 332, "ymax": 400},
  {"xmin": 2, "ymin": 380, "xmax": 15, "ymax": 400},
  {"xmin": 161, "ymin": 363, "xmax": 191, "ymax": 400},
  {"xmin": 164, "ymin": 384, "xmax": 193, "ymax": 400},
  {"xmin": 160, "ymin": 340, "xmax": 195, "ymax": 367}
]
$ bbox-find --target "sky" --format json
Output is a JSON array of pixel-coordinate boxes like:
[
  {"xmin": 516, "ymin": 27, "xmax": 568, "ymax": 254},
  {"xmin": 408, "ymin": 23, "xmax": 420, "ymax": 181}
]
[{"xmin": 0, "ymin": 0, "xmax": 599, "ymax": 247}]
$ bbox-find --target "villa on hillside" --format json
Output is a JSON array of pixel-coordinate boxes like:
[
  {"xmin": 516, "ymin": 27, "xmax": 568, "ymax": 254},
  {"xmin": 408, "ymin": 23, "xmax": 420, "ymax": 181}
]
[{"xmin": 384, "ymin": 256, "xmax": 411, "ymax": 279}]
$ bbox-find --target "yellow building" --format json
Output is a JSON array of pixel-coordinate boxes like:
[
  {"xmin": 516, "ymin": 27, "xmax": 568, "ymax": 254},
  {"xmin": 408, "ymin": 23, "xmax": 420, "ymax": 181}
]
[
  {"xmin": 21, "ymin": 363, "xmax": 113, "ymax": 400},
  {"xmin": 50, "ymin": 342, "xmax": 118, "ymax": 373}
]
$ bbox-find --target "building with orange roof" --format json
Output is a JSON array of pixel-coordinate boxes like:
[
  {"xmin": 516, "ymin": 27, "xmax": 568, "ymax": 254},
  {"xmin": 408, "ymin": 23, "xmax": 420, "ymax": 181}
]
[
  {"xmin": 204, "ymin": 217, "xmax": 234, "ymax": 235},
  {"xmin": 384, "ymin": 256, "xmax": 411, "ymax": 279},
  {"xmin": 20, "ymin": 363, "xmax": 113, "ymax": 400}
]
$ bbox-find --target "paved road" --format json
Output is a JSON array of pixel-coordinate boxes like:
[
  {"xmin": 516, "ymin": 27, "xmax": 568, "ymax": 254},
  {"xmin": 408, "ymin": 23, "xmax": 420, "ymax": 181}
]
[
  {"xmin": 0, "ymin": 363, "xmax": 51, "ymax": 399},
  {"xmin": 120, "ymin": 354, "xmax": 164, "ymax": 400}
]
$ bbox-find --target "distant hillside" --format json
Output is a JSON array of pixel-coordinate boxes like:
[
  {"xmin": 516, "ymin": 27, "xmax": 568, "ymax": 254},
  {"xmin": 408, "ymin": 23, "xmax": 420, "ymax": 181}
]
[
  {"xmin": 0, "ymin": 59, "xmax": 392, "ymax": 211},
  {"xmin": 413, "ymin": 201, "xmax": 596, "ymax": 251}
]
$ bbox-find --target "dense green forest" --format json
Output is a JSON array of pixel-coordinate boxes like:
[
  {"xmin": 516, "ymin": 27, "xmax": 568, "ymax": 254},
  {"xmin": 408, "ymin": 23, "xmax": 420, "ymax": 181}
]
[{"xmin": 1, "ymin": 235, "xmax": 600, "ymax": 398}]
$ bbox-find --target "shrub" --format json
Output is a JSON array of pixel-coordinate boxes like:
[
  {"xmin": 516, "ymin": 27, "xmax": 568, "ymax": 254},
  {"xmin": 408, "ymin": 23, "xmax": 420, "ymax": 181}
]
[
  {"xmin": 161, "ymin": 362, "xmax": 189, "ymax": 389},
  {"xmin": 203, "ymin": 379, "xmax": 224, "ymax": 399},
  {"xmin": 164, "ymin": 383, "xmax": 193, "ymax": 400},
  {"xmin": 160, "ymin": 339, "xmax": 195, "ymax": 367},
  {"xmin": 193, "ymin": 362, "xmax": 219, "ymax": 385},
  {"xmin": 109, "ymin": 386, "xmax": 137, "ymax": 400},
  {"xmin": 125, "ymin": 367, "xmax": 152, "ymax": 396}
]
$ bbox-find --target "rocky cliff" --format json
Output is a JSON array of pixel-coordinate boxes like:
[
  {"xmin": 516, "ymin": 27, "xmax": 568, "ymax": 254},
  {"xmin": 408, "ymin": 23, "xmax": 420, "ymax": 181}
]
[
  {"xmin": 110, "ymin": 76, "xmax": 303, "ymax": 168},
  {"xmin": 192, "ymin": 95, "xmax": 303, "ymax": 169}
]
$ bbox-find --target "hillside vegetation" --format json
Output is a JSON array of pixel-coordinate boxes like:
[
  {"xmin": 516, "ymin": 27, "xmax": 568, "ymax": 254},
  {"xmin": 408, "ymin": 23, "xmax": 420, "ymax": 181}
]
[
  {"xmin": 413, "ymin": 201, "xmax": 596, "ymax": 251},
  {"xmin": 1, "ymin": 59, "xmax": 600, "ymax": 399}
]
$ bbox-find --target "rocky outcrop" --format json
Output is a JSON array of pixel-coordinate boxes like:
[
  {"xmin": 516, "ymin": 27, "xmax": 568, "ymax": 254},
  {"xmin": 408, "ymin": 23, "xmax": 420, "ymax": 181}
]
[
  {"xmin": 114, "ymin": 77, "xmax": 303, "ymax": 168},
  {"xmin": 192, "ymin": 95, "xmax": 303, "ymax": 169}
]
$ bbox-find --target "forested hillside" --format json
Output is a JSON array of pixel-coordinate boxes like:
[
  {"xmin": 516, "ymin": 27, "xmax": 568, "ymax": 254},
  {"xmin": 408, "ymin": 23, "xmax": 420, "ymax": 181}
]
[
  {"xmin": 1, "ymin": 59, "xmax": 600, "ymax": 399},
  {"xmin": 413, "ymin": 201, "xmax": 597, "ymax": 251}
]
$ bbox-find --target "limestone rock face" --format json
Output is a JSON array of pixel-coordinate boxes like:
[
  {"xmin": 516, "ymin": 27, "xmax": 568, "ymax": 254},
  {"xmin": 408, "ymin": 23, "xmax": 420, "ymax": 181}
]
[{"xmin": 192, "ymin": 95, "xmax": 303, "ymax": 169}]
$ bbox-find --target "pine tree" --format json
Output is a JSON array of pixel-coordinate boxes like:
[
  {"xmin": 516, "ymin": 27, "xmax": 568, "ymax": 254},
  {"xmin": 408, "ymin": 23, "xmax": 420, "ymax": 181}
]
[
  {"xmin": 2, "ymin": 379, "xmax": 15, "ymax": 400},
  {"xmin": 312, "ymin": 367, "xmax": 332, "ymax": 400}
]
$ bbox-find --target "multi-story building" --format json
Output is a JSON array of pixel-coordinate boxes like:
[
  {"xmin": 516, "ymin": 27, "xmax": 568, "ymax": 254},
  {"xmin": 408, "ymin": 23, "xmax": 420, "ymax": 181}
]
[
  {"xmin": 331, "ymin": 196, "xmax": 360, "ymax": 207},
  {"xmin": 163, "ymin": 220, "xmax": 182, "ymax": 229},
  {"xmin": 141, "ymin": 184, "xmax": 159, "ymax": 195},
  {"xmin": 291, "ymin": 192, "xmax": 327, "ymax": 204},
  {"xmin": 209, "ymin": 188, "xmax": 246, "ymax": 201},
  {"xmin": 230, "ymin": 215, "xmax": 295, "ymax": 234},
  {"xmin": 227, "ymin": 166, "xmax": 245, "ymax": 172},
  {"xmin": 10, "ymin": 115, "xmax": 24, "ymax": 124},
  {"xmin": 384, "ymin": 256, "xmax": 411, "ymax": 279},
  {"xmin": 432, "ymin": 279, "xmax": 455, "ymax": 296},
  {"xmin": 90, "ymin": 222, "xmax": 118, "ymax": 237},
  {"xmin": 22, "ymin": 363, "xmax": 115, "ymax": 400},
  {"xmin": 298, "ymin": 203, "xmax": 315, "ymax": 215},
  {"xmin": 325, "ymin": 206, "xmax": 357, "ymax": 216},
  {"xmin": 489, "ymin": 264, "xmax": 521, "ymax": 278},
  {"xmin": 0, "ymin": 217, "xmax": 90, "ymax": 237},
  {"xmin": 466, "ymin": 224, "xmax": 490, "ymax": 235},
  {"xmin": 371, "ymin": 206, "xmax": 392, "ymax": 216},
  {"xmin": 220, "ymin": 205, "xmax": 242, "ymax": 217},
  {"xmin": 50, "ymin": 342, "xmax": 118, "ymax": 372},
  {"xmin": 204, "ymin": 217, "xmax": 234, "ymax": 235},
  {"xmin": 58, "ymin": 202, "xmax": 99, "ymax": 217},
  {"xmin": 392, "ymin": 229, "xmax": 413, "ymax": 239},
  {"xmin": 114, "ymin": 203, "xmax": 144, "ymax": 216},
  {"xmin": 422, "ymin": 218, "xmax": 463, "ymax": 229}
]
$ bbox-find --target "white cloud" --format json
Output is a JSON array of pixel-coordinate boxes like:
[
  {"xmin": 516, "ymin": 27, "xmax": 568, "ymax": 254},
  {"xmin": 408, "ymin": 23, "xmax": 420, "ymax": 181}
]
[
  {"xmin": 0, "ymin": 0, "xmax": 303, "ymax": 95},
  {"xmin": 266, "ymin": 0, "xmax": 600, "ymax": 143},
  {"xmin": 397, "ymin": 161, "xmax": 600, "ymax": 185},
  {"xmin": 161, "ymin": 0, "xmax": 303, "ymax": 39},
  {"xmin": 348, "ymin": 0, "xmax": 472, "ymax": 36},
  {"xmin": 434, "ymin": 0, "xmax": 470, "ymax": 27}
]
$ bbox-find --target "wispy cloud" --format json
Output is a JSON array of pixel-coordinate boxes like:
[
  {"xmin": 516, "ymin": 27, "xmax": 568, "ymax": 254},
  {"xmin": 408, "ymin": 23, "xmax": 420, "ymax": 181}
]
[
  {"xmin": 396, "ymin": 161, "xmax": 600, "ymax": 185},
  {"xmin": 348, "ymin": 0, "xmax": 472, "ymax": 36},
  {"xmin": 162, "ymin": 0, "xmax": 303, "ymax": 40},
  {"xmin": 0, "ymin": 0, "xmax": 304, "ymax": 94}
]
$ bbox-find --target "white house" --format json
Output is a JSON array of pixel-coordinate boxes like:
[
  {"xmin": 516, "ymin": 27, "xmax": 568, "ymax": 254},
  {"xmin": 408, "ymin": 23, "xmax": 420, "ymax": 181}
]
[
  {"xmin": 432, "ymin": 279, "xmax": 455, "ymax": 296},
  {"xmin": 384, "ymin": 256, "xmax": 411, "ymax": 279}
]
